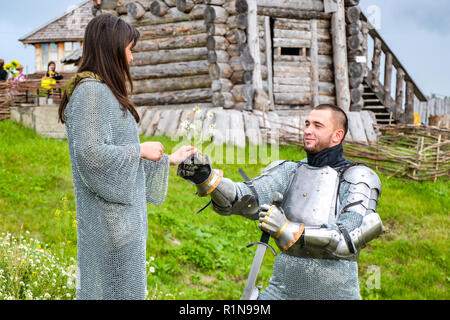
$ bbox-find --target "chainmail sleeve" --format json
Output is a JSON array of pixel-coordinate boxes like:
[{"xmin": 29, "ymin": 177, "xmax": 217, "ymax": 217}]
[
  {"xmin": 142, "ymin": 155, "xmax": 169, "ymax": 205},
  {"xmin": 68, "ymin": 80, "xmax": 141, "ymax": 205}
]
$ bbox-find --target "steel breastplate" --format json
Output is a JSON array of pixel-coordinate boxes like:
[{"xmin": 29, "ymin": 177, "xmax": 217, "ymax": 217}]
[{"xmin": 281, "ymin": 165, "xmax": 340, "ymax": 226}]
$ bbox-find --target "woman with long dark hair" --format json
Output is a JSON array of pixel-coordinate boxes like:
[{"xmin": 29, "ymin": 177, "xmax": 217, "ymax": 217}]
[{"xmin": 59, "ymin": 14, "xmax": 198, "ymax": 300}]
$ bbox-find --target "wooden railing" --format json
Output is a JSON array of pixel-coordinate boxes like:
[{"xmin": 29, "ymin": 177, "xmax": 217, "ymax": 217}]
[
  {"xmin": 360, "ymin": 12, "xmax": 428, "ymax": 124},
  {"xmin": 6, "ymin": 78, "xmax": 68, "ymax": 107}
]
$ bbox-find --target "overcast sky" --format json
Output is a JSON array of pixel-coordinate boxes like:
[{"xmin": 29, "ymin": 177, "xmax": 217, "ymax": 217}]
[{"xmin": 0, "ymin": 0, "xmax": 448, "ymax": 96}]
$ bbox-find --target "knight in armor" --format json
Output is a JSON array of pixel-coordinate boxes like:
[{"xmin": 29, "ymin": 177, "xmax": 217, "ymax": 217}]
[{"xmin": 178, "ymin": 104, "xmax": 384, "ymax": 300}]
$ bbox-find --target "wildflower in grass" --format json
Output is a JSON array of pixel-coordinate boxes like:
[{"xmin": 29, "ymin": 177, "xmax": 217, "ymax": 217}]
[
  {"xmin": 193, "ymin": 106, "xmax": 200, "ymax": 112},
  {"xmin": 54, "ymin": 209, "xmax": 61, "ymax": 217},
  {"xmin": 0, "ymin": 232, "xmax": 76, "ymax": 300}
]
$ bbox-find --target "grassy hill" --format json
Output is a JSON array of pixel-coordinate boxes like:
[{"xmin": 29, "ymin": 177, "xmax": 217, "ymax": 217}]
[{"xmin": 0, "ymin": 119, "xmax": 448, "ymax": 300}]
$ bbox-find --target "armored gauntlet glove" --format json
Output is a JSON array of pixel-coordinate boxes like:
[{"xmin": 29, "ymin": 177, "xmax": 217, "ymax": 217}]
[
  {"xmin": 177, "ymin": 153, "xmax": 224, "ymax": 196},
  {"xmin": 178, "ymin": 153, "xmax": 259, "ymax": 220},
  {"xmin": 259, "ymin": 204, "xmax": 305, "ymax": 251}
]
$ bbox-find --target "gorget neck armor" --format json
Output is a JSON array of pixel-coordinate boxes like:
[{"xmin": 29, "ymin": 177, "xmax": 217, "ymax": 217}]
[{"xmin": 306, "ymin": 143, "xmax": 350, "ymax": 168}]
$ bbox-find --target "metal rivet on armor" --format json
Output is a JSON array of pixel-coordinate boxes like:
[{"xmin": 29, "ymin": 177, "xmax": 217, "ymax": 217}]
[
  {"xmin": 248, "ymin": 204, "xmax": 252, "ymax": 208},
  {"xmin": 303, "ymin": 193, "xmax": 307, "ymax": 197}
]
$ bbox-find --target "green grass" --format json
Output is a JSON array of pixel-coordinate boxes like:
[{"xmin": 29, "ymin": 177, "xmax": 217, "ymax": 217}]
[{"xmin": 0, "ymin": 119, "xmax": 448, "ymax": 300}]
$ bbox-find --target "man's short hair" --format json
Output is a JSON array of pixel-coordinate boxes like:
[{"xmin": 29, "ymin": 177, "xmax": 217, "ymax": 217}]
[{"xmin": 313, "ymin": 104, "xmax": 348, "ymax": 140}]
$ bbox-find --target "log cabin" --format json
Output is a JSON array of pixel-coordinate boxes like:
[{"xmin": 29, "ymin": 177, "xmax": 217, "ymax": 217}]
[
  {"xmin": 19, "ymin": 1, "xmax": 92, "ymax": 73},
  {"xmin": 20, "ymin": 0, "xmax": 430, "ymax": 146}
]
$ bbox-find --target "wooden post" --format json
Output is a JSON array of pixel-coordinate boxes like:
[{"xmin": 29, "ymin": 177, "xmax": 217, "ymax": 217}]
[
  {"xmin": 434, "ymin": 134, "xmax": 441, "ymax": 182},
  {"xmin": 405, "ymin": 81, "xmax": 415, "ymax": 124},
  {"xmin": 384, "ymin": 52, "xmax": 393, "ymax": 111},
  {"xmin": 395, "ymin": 68, "xmax": 405, "ymax": 123},
  {"xmin": 247, "ymin": 0, "xmax": 262, "ymax": 91},
  {"xmin": 331, "ymin": 0, "xmax": 350, "ymax": 111},
  {"xmin": 264, "ymin": 16, "xmax": 275, "ymax": 110},
  {"xmin": 371, "ymin": 37, "xmax": 382, "ymax": 91},
  {"xmin": 310, "ymin": 19, "xmax": 319, "ymax": 108}
]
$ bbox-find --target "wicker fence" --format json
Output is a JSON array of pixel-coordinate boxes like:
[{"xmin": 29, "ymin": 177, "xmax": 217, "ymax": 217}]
[
  {"xmin": 263, "ymin": 117, "xmax": 449, "ymax": 182},
  {"xmin": 0, "ymin": 82, "xmax": 11, "ymax": 121}
]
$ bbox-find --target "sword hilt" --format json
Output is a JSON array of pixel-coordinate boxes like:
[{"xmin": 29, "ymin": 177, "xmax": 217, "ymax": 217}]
[{"xmin": 246, "ymin": 237, "xmax": 277, "ymax": 256}]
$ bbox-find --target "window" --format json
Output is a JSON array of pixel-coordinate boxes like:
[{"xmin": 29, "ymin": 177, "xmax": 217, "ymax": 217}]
[
  {"xmin": 64, "ymin": 42, "xmax": 72, "ymax": 52},
  {"xmin": 41, "ymin": 43, "xmax": 49, "ymax": 71},
  {"xmin": 49, "ymin": 43, "xmax": 58, "ymax": 64},
  {"xmin": 280, "ymin": 47, "xmax": 311, "ymax": 57},
  {"xmin": 41, "ymin": 42, "xmax": 58, "ymax": 71},
  {"xmin": 63, "ymin": 42, "xmax": 81, "ymax": 71}
]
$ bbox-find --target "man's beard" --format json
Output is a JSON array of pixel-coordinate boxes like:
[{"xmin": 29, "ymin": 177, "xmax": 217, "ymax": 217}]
[{"xmin": 303, "ymin": 136, "xmax": 332, "ymax": 155}]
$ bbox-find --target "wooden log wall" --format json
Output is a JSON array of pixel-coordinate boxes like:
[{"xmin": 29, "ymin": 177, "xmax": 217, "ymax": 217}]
[
  {"xmin": 113, "ymin": 1, "xmax": 214, "ymax": 107},
  {"xmin": 271, "ymin": 19, "xmax": 336, "ymax": 109},
  {"xmin": 204, "ymin": 1, "xmax": 234, "ymax": 109},
  {"xmin": 220, "ymin": 0, "xmax": 270, "ymax": 111},
  {"xmin": 255, "ymin": 0, "xmax": 335, "ymax": 110}
]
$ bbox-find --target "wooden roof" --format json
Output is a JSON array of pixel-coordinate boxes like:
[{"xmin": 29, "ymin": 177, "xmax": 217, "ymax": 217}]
[{"xmin": 19, "ymin": 0, "xmax": 92, "ymax": 45}]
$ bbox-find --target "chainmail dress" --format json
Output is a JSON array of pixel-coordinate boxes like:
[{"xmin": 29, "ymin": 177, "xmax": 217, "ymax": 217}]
[
  {"xmin": 235, "ymin": 159, "xmax": 363, "ymax": 300},
  {"xmin": 64, "ymin": 79, "xmax": 169, "ymax": 300}
]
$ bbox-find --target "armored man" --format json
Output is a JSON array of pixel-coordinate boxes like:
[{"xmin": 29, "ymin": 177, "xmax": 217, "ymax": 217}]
[{"xmin": 178, "ymin": 104, "xmax": 384, "ymax": 300}]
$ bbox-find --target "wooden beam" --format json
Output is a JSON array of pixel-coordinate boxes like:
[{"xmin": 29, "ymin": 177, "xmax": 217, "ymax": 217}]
[
  {"xmin": 371, "ymin": 37, "xmax": 382, "ymax": 91},
  {"xmin": 405, "ymin": 81, "xmax": 415, "ymax": 124},
  {"xmin": 331, "ymin": 0, "xmax": 350, "ymax": 111},
  {"xmin": 247, "ymin": 0, "xmax": 262, "ymax": 91},
  {"xmin": 264, "ymin": 16, "xmax": 274, "ymax": 110},
  {"xmin": 395, "ymin": 68, "xmax": 405, "ymax": 123},
  {"xmin": 384, "ymin": 52, "xmax": 393, "ymax": 111},
  {"xmin": 310, "ymin": 19, "xmax": 319, "ymax": 108}
]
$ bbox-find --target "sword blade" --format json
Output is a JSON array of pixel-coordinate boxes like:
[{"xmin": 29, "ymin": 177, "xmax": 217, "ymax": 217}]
[{"xmin": 241, "ymin": 244, "xmax": 267, "ymax": 300}]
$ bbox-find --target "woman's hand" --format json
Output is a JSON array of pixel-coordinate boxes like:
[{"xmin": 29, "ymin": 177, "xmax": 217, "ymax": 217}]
[
  {"xmin": 140, "ymin": 142, "xmax": 164, "ymax": 162},
  {"xmin": 168, "ymin": 146, "xmax": 200, "ymax": 166}
]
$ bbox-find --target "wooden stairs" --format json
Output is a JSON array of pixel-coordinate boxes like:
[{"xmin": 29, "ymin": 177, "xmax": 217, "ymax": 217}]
[
  {"xmin": 362, "ymin": 78, "xmax": 395, "ymax": 125},
  {"xmin": 358, "ymin": 12, "xmax": 428, "ymax": 125}
]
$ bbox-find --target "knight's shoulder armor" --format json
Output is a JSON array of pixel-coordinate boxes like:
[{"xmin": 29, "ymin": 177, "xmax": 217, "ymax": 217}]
[
  {"xmin": 262, "ymin": 160, "xmax": 287, "ymax": 174},
  {"xmin": 343, "ymin": 165, "xmax": 382, "ymax": 196}
]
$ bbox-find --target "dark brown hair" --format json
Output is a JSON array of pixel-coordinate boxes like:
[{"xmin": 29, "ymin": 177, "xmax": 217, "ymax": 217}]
[
  {"xmin": 313, "ymin": 104, "xmax": 348, "ymax": 140},
  {"xmin": 58, "ymin": 14, "xmax": 140, "ymax": 124},
  {"xmin": 47, "ymin": 61, "xmax": 56, "ymax": 71}
]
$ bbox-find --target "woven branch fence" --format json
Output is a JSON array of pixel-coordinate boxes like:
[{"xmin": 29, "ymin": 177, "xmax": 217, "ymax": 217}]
[
  {"xmin": 0, "ymin": 82, "xmax": 11, "ymax": 121},
  {"xmin": 261, "ymin": 116, "xmax": 449, "ymax": 182}
]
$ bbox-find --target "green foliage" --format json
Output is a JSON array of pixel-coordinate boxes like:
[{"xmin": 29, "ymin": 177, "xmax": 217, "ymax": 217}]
[{"xmin": 0, "ymin": 120, "xmax": 448, "ymax": 300}]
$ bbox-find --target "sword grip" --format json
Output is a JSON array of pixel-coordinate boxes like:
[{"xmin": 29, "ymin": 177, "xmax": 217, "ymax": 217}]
[{"xmin": 260, "ymin": 231, "xmax": 270, "ymax": 244}]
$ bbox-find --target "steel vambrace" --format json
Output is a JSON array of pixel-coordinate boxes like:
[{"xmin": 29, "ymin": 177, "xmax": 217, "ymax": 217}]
[{"xmin": 302, "ymin": 211, "xmax": 384, "ymax": 259}]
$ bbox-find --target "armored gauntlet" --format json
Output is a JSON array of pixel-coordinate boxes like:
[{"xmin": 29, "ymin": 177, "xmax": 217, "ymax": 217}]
[
  {"xmin": 259, "ymin": 204, "xmax": 305, "ymax": 251},
  {"xmin": 178, "ymin": 153, "xmax": 259, "ymax": 220}
]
